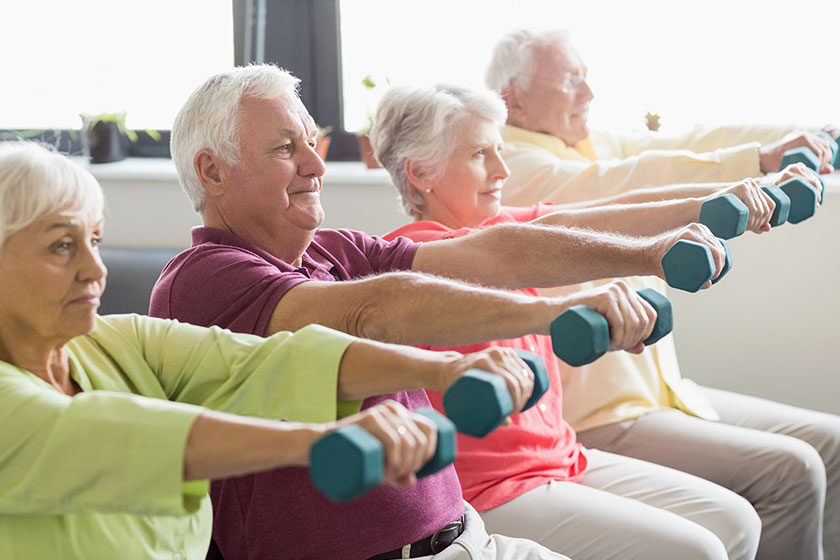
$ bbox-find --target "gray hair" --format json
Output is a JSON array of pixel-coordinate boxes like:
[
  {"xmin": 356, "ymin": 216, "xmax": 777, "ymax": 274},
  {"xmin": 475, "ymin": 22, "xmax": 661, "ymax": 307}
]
[
  {"xmin": 171, "ymin": 64, "xmax": 303, "ymax": 212},
  {"xmin": 485, "ymin": 28, "xmax": 570, "ymax": 91},
  {"xmin": 370, "ymin": 84, "xmax": 507, "ymax": 218},
  {"xmin": 0, "ymin": 142, "xmax": 104, "ymax": 247}
]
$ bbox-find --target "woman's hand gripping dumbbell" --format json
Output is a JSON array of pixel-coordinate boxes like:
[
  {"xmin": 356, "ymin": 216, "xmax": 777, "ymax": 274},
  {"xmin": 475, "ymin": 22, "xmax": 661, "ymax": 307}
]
[
  {"xmin": 764, "ymin": 164, "xmax": 825, "ymax": 224},
  {"xmin": 651, "ymin": 224, "xmax": 731, "ymax": 292},
  {"xmin": 441, "ymin": 348, "xmax": 550, "ymax": 438},
  {"xmin": 310, "ymin": 401, "xmax": 456, "ymax": 501},
  {"xmin": 550, "ymin": 281, "xmax": 673, "ymax": 367}
]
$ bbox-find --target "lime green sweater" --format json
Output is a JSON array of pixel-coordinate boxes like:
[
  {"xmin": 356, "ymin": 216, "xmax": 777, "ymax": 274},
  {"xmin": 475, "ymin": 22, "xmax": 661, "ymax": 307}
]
[{"xmin": 0, "ymin": 314, "xmax": 357, "ymax": 559}]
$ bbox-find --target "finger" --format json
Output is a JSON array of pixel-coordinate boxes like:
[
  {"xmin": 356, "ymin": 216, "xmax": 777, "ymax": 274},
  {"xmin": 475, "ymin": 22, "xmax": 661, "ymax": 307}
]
[
  {"xmin": 625, "ymin": 341, "xmax": 645, "ymax": 354},
  {"xmin": 627, "ymin": 291, "xmax": 654, "ymax": 345},
  {"xmin": 615, "ymin": 285, "xmax": 641, "ymax": 350}
]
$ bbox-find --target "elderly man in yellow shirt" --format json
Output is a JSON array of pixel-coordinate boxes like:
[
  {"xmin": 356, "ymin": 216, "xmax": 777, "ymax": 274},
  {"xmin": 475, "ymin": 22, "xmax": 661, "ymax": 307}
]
[{"xmin": 484, "ymin": 27, "xmax": 840, "ymax": 560}]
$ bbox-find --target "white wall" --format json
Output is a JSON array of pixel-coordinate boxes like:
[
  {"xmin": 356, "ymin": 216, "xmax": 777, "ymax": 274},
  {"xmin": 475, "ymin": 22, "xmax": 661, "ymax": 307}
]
[{"xmin": 91, "ymin": 159, "xmax": 840, "ymax": 415}]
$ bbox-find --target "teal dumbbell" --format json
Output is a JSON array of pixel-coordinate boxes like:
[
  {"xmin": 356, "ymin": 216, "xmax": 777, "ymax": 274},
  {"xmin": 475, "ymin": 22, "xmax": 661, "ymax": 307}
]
[
  {"xmin": 699, "ymin": 194, "xmax": 748, "ymax": 239},
  {"xmin": 310, "ymin": 407, "xmax": 455, "ymax": 501},
  {"xmin": 661, "ymin": 238, "xmax": 731, "ymax": 293},
  {"xmin": 780, "ymin": 146, "xmax": 821, "ymax": 173},
  {"xmin": 515, "ymin": 349, "xmax": 550, "ymax": 410},
  {"xmin": 550, "ymin": 288, "xmax": 673, "ymax": 367},
  {"xmin": 816, "ymin": 131, "xmax": 839, "ymax": 166},
  {"xmin": 710, "ymin": 237, "xmax": 732, "ymax": 285},
  {"xmin": 761, "ymin": 185, "xmax": 791, "ymax": 227},
  {"xmin": 442, "ymin": 349, "xmax": 550, "ymax": 438},
  {"xmin": 779, "ymin": 178, "xmax": 819, "ymax": 224}
]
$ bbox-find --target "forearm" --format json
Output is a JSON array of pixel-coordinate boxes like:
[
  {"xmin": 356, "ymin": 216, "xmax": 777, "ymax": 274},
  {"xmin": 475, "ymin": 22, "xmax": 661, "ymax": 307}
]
[
  {"xmin": 336, "ymin": 339, "xmax": 460, "ymax": 399},
  {"xmin": 413, "ymin": 223, "xmax": 658, "ymax": 290},
  {"xmin": 571, "ymin": 182, "xmax": 731, "ymax": 206},
  {"xmin": 536, "ymin": 198, "xmax": 705, "ymax": 236},
  {"xmin": 268, "ymin": 274, "xmax": 564, "ymax": 348},
  {"xmin": 184, "ymin": 410, "xmax": 326, "ymax": 481},
  {"xmin": 350, "ymin": 272, "xmax": 561, "ymax": 347}
]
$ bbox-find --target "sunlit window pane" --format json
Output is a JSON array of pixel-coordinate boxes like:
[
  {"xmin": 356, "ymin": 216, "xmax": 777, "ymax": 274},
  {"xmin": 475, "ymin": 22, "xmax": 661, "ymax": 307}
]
[
  {"xmin": 0, "ymin": 0, "xmax": 233, "ymax": 131},
  {"xmin": 340, "ymin": 0, "xmax": 839, "ymax": 134}
]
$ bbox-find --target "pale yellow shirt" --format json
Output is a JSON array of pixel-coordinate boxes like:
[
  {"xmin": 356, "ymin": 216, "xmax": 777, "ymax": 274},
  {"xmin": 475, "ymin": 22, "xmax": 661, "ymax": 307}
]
[
  {"xmin": 0, "ymin": 315, "xmax": 357, "ymax": 560},
  {"xmin": 500, "ymin": 124, "xmax": 795, "ymax": 431},
  {"xmin": 501, "ymin": 124, "xmax": 798, "ymax": 205}
]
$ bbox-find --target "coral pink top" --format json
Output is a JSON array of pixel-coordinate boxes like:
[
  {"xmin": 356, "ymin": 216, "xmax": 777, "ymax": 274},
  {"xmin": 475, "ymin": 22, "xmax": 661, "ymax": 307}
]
[{"xmin": 384, "ymin": 204, "xmax": 588, "ymax": 511}]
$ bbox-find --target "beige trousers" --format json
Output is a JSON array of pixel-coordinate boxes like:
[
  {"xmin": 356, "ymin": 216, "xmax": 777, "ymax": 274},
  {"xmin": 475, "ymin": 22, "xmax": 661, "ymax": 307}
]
[
  {"xmin": 577, "ymin": 387, "xmax": 840, "ymax": 560},
  {"xmin": 480, "ymin": 448, "xmax": 759, "ymax": 560}
]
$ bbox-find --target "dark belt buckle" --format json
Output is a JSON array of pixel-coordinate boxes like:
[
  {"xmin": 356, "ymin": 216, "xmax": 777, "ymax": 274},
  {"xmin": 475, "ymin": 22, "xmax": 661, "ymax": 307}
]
[{"xmin": 429, "ymin": 515, "xmax": 464, "ymax": 554}]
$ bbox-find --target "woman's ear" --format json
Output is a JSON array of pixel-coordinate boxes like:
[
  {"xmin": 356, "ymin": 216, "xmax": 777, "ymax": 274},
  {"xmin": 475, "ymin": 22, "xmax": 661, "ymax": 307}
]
[
  {"xmin": 404, "ymin": 159, "xmax": 434, "ymax": 194},
  {"xmin": 194, "ymin": 150, "xmax": 227, "ymax": 198},
  {"xmin": 501, "ymin": 87, "xmax": 526, "ymax": 128}
]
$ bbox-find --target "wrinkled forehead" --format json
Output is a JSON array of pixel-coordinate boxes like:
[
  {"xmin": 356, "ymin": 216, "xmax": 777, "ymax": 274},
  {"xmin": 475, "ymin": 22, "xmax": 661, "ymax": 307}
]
[
  {"xmin": 532, "ymin": 39, "xmax": 584, "ymax": 76},
  {"xmin": 239, "ymin": 93, "xmax": 317, "ymax": 137}
]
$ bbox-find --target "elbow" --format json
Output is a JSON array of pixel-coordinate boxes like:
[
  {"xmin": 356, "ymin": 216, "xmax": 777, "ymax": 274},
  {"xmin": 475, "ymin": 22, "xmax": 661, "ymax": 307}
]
[{"xmin": 344, "ymin": 273, "xmax": 416, "ymax": 344}]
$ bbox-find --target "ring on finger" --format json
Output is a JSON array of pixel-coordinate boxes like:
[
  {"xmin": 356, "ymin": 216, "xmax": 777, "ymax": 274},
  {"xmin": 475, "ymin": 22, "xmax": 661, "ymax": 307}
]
[{"xmin": 396, "ymin": 425, "xmax": 408, "ymax": 436}]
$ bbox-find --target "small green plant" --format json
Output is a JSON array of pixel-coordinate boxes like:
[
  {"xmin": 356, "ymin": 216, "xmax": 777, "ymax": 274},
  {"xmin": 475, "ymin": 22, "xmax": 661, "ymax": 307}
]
[
  {"xmin": 79, "ymin": 112, "xmax": 161, "ymax": 142},
  {"xmin": 359, "ymin": 74, "xmax": 390, "ymax": 135}
]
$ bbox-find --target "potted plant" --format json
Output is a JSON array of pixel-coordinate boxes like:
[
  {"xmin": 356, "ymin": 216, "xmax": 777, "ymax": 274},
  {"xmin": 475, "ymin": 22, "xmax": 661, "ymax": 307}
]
[
  {"xmin": 315, "ymin": 125, "xmax": 333, "ymax": 161},
  {"xmin": 356, "ymin": 74, "xmax": 389, "ymax": 169},
  {"xmin": 80, "ymin": 112, "xmax": 134, "ymax": 163}
]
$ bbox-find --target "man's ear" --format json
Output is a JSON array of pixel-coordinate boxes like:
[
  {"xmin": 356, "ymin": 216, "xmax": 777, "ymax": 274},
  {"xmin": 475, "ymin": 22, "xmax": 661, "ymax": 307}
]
[
  {"xmin": 501, "ymin": 86, "xmax": 527, "ymax": 128},
  {"xmin": 404, "ymin": 158, "xmax": 434, "ymax": 193},
  {"xmin": 194, "ymin": 149, "xmax": 227, "ymax": 198}
]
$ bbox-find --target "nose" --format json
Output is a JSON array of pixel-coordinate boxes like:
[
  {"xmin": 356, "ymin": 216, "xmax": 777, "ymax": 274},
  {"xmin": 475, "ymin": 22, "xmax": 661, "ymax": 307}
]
[
  {"xmin": 79, "ymin": 244, "xmax": 107, "ymax": 284},
  {"xmin": 491, "ymin": 150, "xmax": 511, "ymax": 181},
  {"xmin": 299, "ymin": 142, "xmax": 327, "ymax": 178},
  {"xmin": 579, "ymin": 79, "xmax": 594, "ymax": 102}
]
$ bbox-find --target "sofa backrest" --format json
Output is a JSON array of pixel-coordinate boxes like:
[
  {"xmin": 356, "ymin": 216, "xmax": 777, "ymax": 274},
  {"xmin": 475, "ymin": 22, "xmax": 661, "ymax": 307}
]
[{"xmin": 99, "ymin": 247, "xmax": 181, "ymax": 315}]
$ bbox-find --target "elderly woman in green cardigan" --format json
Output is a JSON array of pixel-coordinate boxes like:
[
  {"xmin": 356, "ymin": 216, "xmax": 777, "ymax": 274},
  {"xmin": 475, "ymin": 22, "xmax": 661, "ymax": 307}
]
[{"xmin": 0, "ymin": 142, "xmax": 528, "ymax": 560}]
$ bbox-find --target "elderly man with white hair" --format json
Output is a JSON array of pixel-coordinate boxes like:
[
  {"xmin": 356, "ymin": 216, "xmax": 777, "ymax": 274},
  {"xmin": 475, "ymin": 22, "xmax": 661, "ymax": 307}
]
[
  {"xmin": 149, "ymin": 64, "xmax": 730, "ymax": 560},
  {"xmin": 487, "ymin": 28, "xmax": 835, "ymax": 206},
  {"xmin": 486, "ymin": 27, "xmax": 840, "ymax": 560}
]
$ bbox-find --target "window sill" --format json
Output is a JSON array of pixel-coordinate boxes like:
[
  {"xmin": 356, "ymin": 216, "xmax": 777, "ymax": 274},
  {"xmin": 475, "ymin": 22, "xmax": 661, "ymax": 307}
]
[{"xmin": 78, "ymin": 157, "xmax": 394, "ymax": 186}]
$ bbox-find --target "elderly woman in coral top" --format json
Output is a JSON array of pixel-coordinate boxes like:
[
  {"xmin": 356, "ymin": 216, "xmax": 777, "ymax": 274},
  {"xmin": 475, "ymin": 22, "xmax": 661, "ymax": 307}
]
[{"xmin": 371, "ymin": 84, "xmax": 765, "ymax": 560}]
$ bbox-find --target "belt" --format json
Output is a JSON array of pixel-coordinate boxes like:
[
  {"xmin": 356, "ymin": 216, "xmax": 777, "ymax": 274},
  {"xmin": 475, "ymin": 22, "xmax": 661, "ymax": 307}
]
[{"xmin": 367, "ymin": 514, "xmax": 466, "ymax": 559}]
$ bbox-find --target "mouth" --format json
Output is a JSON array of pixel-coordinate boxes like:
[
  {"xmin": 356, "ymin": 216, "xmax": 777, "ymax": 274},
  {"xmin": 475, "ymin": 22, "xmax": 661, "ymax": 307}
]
[
  {"xmin": 571, "ymin": 107, "xmax": 590, "ymax": 120},
  {"xmin": 70, "ymin": 294, "xmax": 101, "ymax": 306},
  {"xmin": 289, "ymin": 181, "xmax": 322, "ymax": 196},
  {"xmin": 480, "ymin": 184, "xmax": 504, "ymax": 198}
]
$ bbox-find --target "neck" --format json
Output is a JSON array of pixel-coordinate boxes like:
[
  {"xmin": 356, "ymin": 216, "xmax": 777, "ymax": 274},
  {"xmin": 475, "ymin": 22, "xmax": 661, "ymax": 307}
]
[
  {"xmin": 0, "ymin": 324, "xmax": 75, "ymax": 394},
  {"xmin": 203, "ymin": 210, "xmax": 312, "ymax": 267}
]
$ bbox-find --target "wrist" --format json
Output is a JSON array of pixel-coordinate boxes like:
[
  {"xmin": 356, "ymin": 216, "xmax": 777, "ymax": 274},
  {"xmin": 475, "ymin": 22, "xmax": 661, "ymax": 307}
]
[
  {"xmin": 427, "ymin": 351, "xmax": 464, "ymax": 392},
  {"xmin": 758, "ymin": 145, "xmax": 771, "ymax": 174},
  {"xmin": 282, "ymin": 423, "xmax": 330, "ymax": 467}
]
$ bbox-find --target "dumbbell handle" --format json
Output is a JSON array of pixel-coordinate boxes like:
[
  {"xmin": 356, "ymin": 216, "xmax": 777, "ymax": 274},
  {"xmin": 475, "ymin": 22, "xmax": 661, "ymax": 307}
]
[
  {"xmin": 310, "ymin": 407, "xmax": 455, "ymax": 502},
  {"xmin": 550, "ymin": 288, "xmax": 673, "ymax": 367}
]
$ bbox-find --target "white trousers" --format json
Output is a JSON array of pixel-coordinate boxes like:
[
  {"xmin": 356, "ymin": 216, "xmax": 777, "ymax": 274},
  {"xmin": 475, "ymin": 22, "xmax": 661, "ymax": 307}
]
[
  {"xmin": 480, "ymin": 448, "xmax": 759, "ymax": 560},
  {"xmin": 576, "ymin": 387, "xmax": 840, "ymax": 560},
  {"xmin": 415, "ymin": 502, "xmax": 568, "ymax": 560}
]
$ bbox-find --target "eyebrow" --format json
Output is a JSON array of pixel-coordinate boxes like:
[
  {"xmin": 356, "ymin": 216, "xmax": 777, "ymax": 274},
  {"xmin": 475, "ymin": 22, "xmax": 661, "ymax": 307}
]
[
  {"xmin": 276, "ymin": 127, "xmax": 317, "ymax": 141},
  {"xmin": 45, "ymin": 220, "xmax": 103, "ymax": 232},
  {"xmin": 47, "ymin": 222, "xmax": 79, "ymax": 231}
]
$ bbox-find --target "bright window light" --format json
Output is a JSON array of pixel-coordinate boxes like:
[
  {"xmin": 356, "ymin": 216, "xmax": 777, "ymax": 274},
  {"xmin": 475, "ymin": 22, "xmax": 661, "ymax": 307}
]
[
  {"xmin": 341, "ymin": 0, "xmax": 840, "ymax": 134},
  {"xmin": 0, "ymin": 0, "xmax": 234, "ymax": 131}
]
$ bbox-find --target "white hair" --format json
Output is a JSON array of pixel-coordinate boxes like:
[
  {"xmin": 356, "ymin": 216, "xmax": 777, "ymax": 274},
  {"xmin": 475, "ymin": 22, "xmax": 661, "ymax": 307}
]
[
  {"xmin": 369, "ymin": 84, "xmax": 507, "ymax": 218},
  {"xmin": 0, "ymin": 142, "xmax": 104, "ymax": 247},
  {"xmin": 485, "ymin": 28, "xmax": 570, "ymax": 91},
  {"xmin": 171, "ymin": 64, "xmax": 303, "ymax": 212}
]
